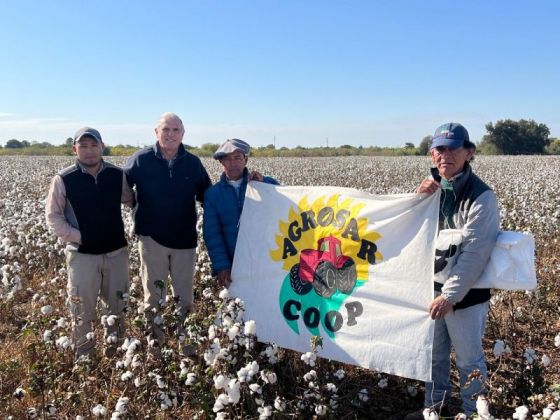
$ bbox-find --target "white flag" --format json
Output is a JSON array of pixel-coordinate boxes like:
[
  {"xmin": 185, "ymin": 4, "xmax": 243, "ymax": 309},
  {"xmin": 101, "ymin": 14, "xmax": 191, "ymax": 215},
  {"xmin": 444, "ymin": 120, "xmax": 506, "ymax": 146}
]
[{"xmin": 230, "ymin": 183, "xmax": 440, "ymax": 381}]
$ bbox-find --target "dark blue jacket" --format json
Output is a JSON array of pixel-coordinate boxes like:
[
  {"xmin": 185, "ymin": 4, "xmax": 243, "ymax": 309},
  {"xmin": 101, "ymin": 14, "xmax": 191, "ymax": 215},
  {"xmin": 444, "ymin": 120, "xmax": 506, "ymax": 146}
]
[
  {"xmin": 124, "ymin": 143, "xmax": 211, "ymax": 249},
  {"xmin": 203, "ymin": 168, "xmax": 278, "ymax": 272}
]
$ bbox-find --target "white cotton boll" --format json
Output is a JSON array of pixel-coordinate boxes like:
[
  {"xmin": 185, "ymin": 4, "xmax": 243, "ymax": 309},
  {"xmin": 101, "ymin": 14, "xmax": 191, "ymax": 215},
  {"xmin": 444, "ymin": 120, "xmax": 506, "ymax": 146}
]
[
  {"xmin": 55, "ymin": 336, "xmax": 71, "ymax": 350},
  {"xmin": 219, "ymin": 289, "xmax": 230, "ymax": 299},
  {"xmin": 260, "ymin": 370, "xmax": 277, "ymax": 384},
  {"xmin": 76, "ymin": 415, "xmax": 84, "ymax": 420},
  {"xmin": 523, "ymin": 348, "xmax": 536, "ymax": 364},
  {"xmin": 40, "ymin": 305, "xmax": 53, "ymax": 315},
  {"xmin": 550, "ymin": 410, "xmax": 560, "ymax": 420},
  {"xmin": 248, "ymin": 360, "xmax": 259, "ymax": 376},
  {"xmin": 153, "ymin": 314, "xmax": 163, "ymax": 325},
  {"xmin": 43, "ymin": 330, "xmax": 53, "ymax": 342},
  {"xmin": 114, "ymin": 396, "xmax": 129, "ymax": 414},
  {"xmin": 542, "ymin": 354, "xmax": 552, "ymax": 367},
  {"xmin": 358, "ymin": 388, "xmax": 369, "ymax": 402},
  {"xmin": 301, "ymin": 351, "xmax": 317, "ymax": 367},
  {"xmin": 249, "ymin": 383, "xmax": 262, "ymax": 394},
  {"xmin": 101, "ymin": 315, "xmax": 108, "ymax": 326},
  {"xmin": 476, "ymin": 395, "xmax": 491, "ymax": 418},
  {"xmin": 214, "ymin": 374, "xmax": 228, "ymax": 390},
  {"xmin": 202, "ymin": 288, "xmax": 213, "ymax": 298},
  {"xmin": 274, "ymin": 396, "xmax": 286, "ymax": 411},
  {"xmin": 92, "ymin": 404, "xmax": 106, "ymax": 417},
  {"xmin": 215, "ymin": 413, "xmax": 226, "ymax": 420},
  {"xmin": 185, "ymin": 373, "xmax": 196, "ymax": 386},
  {"xmin": 333, "ymin": 369, "xmax": 345, "ymax": 380},
  {"xmin": 227, "ymin": 325, "xmax": 240, "ymax": 341},
  {"xmin": 106, "ymin": 315, "xmax": 118, "ymax": 326},
  {"xmin": 156, "ymin": 376, "xmax": 166, "ymax": 389},
  {"xmin": 13, "ymin": 387, "xmax": 26, "ymax": 399},
  {"xmin": 134, "ymin": 377, "xmax": 144, "ymax": 388},
  {"xmin": 426, "ymin": 410, "xmax": 439, "ymax": 420},
  {"xmin": 543, "ymin": 408, "xmax": 553, "ymax": 418},
  {"xmin": 377, "ymin": 378, "xmax": 388, "ymax": 389},
  {"xmin": 86, "ymin": 332, "xmax": 95, "ymax": 341},
  {"xmin": 212, "ymin": 393, "xmax": 229, "ymax": 412},
  {"xmin": 493, "ymin": 339, "xmax": 511, "ymax": 357},
  {"xmin": 56, "ymin": 317, "xmax": 67, "ymax": 328},
  {"xmin": 105, "ymin": 334, "xmax": 117, "ymax": 344},
  {"xmin": 303, "ymin": 370, "xmax": 317, "ymax": 382},
  {"xmin": 120, "ymin": 371, "xmax": 133, "ymax": 382},
  {"xmin": 227, "ymin": 379, "xmax": 241, "ymax": 404},
  {"xmin": 326, "ymin": 383, "xmax": 337, "ymax": 393},
  {"xmin": 244, "ymin": 320, "xmax": 256, "ymax": 335},
  {"xmin": 258, "ymin": 405, "xmax": 273, "ymax": 419},
  {"xmin": 314, "ymin": 404, "xmax": 327, "ymax": 416},
  {"xmin": 513, "ymin": 405, "xmax": 529, "ymax": 420},
  {"xmin": 554, "ymin": 333, "xmax": 560, "ymax": 348}
]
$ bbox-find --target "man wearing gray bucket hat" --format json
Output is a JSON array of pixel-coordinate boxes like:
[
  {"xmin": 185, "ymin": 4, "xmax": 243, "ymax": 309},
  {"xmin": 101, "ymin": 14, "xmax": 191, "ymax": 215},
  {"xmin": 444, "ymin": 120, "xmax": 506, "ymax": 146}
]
[
  {"xmin": 46, "ymin": 127, "xmax": 134, "ymax": 359},
  {"xmin": 203, "ymin": 138, "xmax": 279, "ymax": 287}
]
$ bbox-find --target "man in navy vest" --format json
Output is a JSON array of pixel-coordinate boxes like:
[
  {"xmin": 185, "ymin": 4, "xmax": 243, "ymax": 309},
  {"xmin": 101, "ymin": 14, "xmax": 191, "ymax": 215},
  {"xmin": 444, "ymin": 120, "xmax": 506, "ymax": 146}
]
[
  {"xmin": 124, "ymin": 113, "xmax": 211, "ymax": 358},
  {"xmin": 46, "ymin": 127, "xmax": 133, "ymax": 359}
]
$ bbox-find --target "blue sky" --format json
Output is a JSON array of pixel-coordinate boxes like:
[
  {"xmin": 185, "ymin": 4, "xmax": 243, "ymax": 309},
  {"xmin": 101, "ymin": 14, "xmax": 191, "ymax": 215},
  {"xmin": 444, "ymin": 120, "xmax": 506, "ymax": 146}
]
[{"xmin": 1, "ymin": 1, "xmax": 559, "ymax": 148}]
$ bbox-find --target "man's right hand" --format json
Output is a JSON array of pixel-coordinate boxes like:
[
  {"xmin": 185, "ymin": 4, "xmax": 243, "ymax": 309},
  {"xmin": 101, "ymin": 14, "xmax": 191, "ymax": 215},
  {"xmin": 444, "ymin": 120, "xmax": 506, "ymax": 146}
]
[
  {"xmin": 217, "ymin": 269, "xmax": 232, "ymax": 288},
  {"xmin": 416, "ymin": 179, "xmax": 440, "ymax": 195}
]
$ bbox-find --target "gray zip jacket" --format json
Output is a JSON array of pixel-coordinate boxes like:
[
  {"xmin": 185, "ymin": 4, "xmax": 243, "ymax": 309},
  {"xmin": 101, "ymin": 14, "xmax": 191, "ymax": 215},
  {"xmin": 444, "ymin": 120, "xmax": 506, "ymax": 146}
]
[{"xmin": 431, "ymin": 164, "xmax": 500, "ymax": 306}]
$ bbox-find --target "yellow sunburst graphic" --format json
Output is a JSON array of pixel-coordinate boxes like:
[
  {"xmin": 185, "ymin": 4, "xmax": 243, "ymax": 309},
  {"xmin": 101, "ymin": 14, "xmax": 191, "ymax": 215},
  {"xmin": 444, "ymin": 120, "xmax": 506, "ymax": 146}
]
[{"xmin": 270, "ymin": 194, "xmax": 383, "ymax": 280}]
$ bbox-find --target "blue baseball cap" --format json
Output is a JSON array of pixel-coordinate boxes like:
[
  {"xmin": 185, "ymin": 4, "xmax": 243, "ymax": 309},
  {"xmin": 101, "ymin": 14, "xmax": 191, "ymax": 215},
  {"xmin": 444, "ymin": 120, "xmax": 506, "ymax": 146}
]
[
  {"xmin": 74, "ymin": 127, "xmax": 103, "ymax": 144},
  {"xmin": 431, "ymin": 123, "xmax": 469, "ymax": 149},
  {"xmin": 213, "ymin": 138, "xmax": 251, "ymax": 160}
]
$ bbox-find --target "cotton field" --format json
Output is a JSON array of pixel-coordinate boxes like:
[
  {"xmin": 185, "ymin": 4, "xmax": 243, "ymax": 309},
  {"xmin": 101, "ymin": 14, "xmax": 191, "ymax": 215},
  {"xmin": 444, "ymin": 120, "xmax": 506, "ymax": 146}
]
[{"xmin": 0, "ymin": 155, "xmax": 559, "ymax": 419}]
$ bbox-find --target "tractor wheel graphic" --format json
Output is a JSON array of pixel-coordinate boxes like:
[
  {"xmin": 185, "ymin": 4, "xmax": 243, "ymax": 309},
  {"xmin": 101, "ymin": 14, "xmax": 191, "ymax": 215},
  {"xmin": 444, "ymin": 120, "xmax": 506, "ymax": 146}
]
[
  {"xmin": 290, "ymin": 263, "xmax": 312, "ymax": 295},
  {"xmin": 336, "ymin": 258, "xmax": 357, "ymax": 294},
  {"xmin": 313, "ymin": 261, "xmax": 337, "ymax": 298}
]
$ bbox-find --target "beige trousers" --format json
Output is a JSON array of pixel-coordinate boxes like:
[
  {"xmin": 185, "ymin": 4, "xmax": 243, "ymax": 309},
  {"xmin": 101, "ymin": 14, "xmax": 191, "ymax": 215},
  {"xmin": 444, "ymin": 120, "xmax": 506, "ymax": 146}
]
[
  {"xmin": 65, "ymin": 246, "xmax": 129, "ymax": 357},
  {"xmin": 138, "ymin": 235, "xmax": 195, "ymax": 345}
]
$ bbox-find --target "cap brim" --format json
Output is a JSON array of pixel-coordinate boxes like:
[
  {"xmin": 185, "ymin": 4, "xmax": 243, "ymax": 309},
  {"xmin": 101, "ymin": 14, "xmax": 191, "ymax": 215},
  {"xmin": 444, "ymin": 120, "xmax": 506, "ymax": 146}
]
[{"xmin": 431, "ymin": 137, "xmax": 464, "ymax": 149}]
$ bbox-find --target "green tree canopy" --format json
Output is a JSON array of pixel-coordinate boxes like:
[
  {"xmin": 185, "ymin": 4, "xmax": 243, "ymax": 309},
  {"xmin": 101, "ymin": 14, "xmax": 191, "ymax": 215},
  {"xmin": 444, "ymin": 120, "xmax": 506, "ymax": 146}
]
[
  {"xmin": 200, "ymin": 143, "xmax": 219, "ymax": 153},
  {"xmin": 481, "ymin": 119, "xmax": 550, "ymax": 155},
  {"xmin": 5, "ymin": 139, "xmax": 24, "ymax": 148},
  {"xmin": 418, "ymin": 135, "xmax": 433, "ymax": 155}
]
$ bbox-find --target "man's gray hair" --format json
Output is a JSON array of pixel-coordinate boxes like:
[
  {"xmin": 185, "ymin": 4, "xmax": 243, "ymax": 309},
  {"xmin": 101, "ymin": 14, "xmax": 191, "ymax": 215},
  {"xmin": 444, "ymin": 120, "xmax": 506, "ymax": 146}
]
[{"xmin": 157, "ymin": 112, "xmax": 184, "ymax": 132}]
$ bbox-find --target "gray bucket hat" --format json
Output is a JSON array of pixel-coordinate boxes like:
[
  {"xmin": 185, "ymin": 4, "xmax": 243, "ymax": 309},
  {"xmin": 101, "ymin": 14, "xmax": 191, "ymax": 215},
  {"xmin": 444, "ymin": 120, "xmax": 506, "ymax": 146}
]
[{"xmin": 213, "ymin": 138, "xmax": 250, "ymax": 160}]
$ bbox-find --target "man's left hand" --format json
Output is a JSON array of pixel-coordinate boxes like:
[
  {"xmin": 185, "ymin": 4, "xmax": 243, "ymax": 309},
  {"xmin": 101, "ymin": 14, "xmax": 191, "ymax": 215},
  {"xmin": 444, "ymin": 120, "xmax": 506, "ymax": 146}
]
[
  {"xmin": 428, "ymin": 295, "xmax": 453, "ymax": 320},
  {"xmin": 248, "ymin": 171, "xmax": 264, "ymax": 182}
]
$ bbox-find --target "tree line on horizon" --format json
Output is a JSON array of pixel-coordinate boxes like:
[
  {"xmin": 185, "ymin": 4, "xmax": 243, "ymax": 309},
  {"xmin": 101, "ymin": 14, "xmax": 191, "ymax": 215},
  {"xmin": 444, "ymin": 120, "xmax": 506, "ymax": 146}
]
[{"xmin": 1, "ymin": 119, "xmax": 559, "ymax": 157}]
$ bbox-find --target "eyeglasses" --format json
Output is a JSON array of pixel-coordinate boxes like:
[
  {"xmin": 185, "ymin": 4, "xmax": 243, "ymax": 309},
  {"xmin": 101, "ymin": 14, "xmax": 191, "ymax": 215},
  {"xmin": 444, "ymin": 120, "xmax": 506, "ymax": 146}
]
[{"xmin": 433, "ymin": 146, "xmax": 462, "ymax": 155}]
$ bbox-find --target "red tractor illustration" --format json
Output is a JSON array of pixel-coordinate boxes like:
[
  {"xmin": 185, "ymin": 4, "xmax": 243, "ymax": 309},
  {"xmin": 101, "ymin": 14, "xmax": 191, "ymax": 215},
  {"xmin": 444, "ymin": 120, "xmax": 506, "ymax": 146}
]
[{"xmin": 290, "ymin": 235, "xmax": 357, "ymax": 298}]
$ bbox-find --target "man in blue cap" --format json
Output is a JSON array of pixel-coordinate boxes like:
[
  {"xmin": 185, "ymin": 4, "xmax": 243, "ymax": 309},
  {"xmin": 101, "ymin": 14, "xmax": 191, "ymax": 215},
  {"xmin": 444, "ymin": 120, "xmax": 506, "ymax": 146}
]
[
  {"xmin": 203, "ymin": 138, "xmax": 279, "ymax": 288},
  {"xmin": 405, "ymin": 123, "xmax": 500, "ymax": 418},
  {"xmin": 46, "ymin": 127, "xmax": 133, "ymax": 359}
]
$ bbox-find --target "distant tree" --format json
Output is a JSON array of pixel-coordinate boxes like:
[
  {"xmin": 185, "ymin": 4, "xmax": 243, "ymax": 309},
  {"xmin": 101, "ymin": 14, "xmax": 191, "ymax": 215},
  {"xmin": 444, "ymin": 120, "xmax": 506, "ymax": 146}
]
[
  {"xmin": 546, "ymin": 138, "xmax": 560, "ymax": 155},
  {"xmin": 21, "ymin": 140, "xmax": 31, "ymax": 147},
  {"xmin": 404, "ymin": 142, "xmax": 415, "ymax": 149},
  {"xmin": 481, "ymin": 119, "xmax": 550, "ymax": 155},
  {"xmin": 184, "ymin": 144, "xmax": 195, "ymax": 150},
  {"xmin": 265, "ymin": 144, "xmax": 275, "ymax": 149},
  {"xmin": 103, "ymin": 146, "xmax": 112, "ymax": 156},
  {"xmin": 201, "ymin": 143, "xmax": 219, "ymax": 153},
  {"xmin": 340, "ymin": 144, "xmax": 354, "ymax": 149},
  {"xmin": 65, "ymin": 137, "xmax": 74, "ymax": 147},
  {"xmin": 418, "ymin": 135, "xmax": 433, "ymax": 155},
  {"xmin": 5, "ymin": 139, "xmax": 24, "ymax": 148}
]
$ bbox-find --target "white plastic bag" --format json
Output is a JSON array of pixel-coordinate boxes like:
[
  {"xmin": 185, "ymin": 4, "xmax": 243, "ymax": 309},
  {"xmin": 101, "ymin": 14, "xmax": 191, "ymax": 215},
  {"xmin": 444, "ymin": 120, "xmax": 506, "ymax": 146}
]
[{"xmin": 434, "ymin": 230, "xmax": 537, "ymax": 291}]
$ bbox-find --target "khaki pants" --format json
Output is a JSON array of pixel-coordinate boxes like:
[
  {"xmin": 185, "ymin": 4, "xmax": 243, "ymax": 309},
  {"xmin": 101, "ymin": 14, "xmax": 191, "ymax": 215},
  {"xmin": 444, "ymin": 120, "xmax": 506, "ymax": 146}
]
[
  {"xmin": 65, "ymin": 246, "xmax": 129, "ymax": 357},
  {"xmin": 138, "ymin": 235, "xmax": 195, "ymax": 345}
]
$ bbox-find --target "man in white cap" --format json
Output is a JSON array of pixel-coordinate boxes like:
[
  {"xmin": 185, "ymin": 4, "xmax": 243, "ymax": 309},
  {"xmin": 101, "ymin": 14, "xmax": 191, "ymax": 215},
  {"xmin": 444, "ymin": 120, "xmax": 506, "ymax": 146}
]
[
  {"xmin": 203, "ymin": 138, "xmax": 279, "ymax": 288},
  {"xmin": 46, "ymin": 127, "xmax": 133, "ymax": 359}
]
